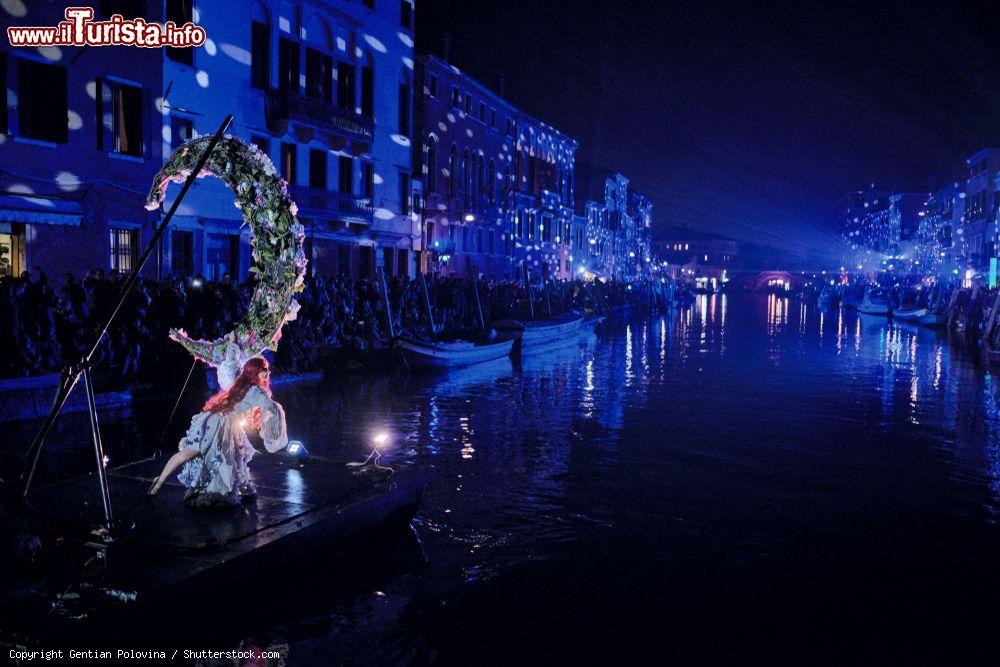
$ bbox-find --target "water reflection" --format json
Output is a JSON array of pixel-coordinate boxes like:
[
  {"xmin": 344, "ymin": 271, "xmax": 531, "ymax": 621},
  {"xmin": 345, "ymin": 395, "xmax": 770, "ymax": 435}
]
[{"xmin": 21, "ymin": 293, "xmax": 1000, "ymax": 660}]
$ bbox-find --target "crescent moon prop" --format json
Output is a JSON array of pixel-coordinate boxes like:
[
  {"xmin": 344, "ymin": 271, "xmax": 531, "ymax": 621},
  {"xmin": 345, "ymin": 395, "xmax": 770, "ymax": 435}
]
[{"xmin": 145, "ymin": 136, "xmax": 307, "ymax": 368}]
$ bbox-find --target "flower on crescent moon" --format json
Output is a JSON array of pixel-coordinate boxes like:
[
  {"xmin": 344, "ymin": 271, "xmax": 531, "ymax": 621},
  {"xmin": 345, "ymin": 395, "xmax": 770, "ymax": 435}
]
[{"xmin": 146, "ymin": 135, "xmax": 307, "ymax": 366}]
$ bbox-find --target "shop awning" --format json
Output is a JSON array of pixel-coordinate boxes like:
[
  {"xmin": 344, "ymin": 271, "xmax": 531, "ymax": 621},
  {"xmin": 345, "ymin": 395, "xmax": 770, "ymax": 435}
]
[{"xmin": 0, "ymin": 194, "xmax": 82, "ymax": 226}]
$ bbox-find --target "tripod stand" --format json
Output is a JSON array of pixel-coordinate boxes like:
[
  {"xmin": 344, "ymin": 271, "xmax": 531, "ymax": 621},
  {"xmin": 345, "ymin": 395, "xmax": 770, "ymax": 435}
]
[{"xmin": 21, "ymin": 115, "xmax": 234, "ymax": 530}]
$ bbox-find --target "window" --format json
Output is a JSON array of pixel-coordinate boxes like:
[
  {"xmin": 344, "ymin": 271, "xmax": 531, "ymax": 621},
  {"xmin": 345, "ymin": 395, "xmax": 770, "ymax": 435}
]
[
  {"xmin": 170, "ymin": 229, "xmax": 193, "ymax": 276},
  {"xmin": 505, "ymin": 117, "xmax": 514, "ymax": 137},
  {"xmin": 251, "ymin": 134, "xmax": 270, "ymax": 157},
  {"xmin": 363, "ymin": 163, "xmax": 375, "ymax": 199},
  {"xmin": 429, "ymin": 75, "xmax": 437, "ymax": 98},
  {"xmin": 479, "ymin": 102, "xmax": 486, "ymax": 123},
  {"xmin": 251, "ymin": 20, "xmax": 270, "ymax": 89},
  {"xmin": 280, "ymin": 143, "xmax": 297, "ymax": 183},
  {"xmin": 424, "ymin": 137, "xmax": 437, "ymax": 192},
  {"xmin": 448, "ymin": 145, "xmax": 458, "ymax": 197},
  {"xmin": 361, "ymin": 60, "xmax": 374, "ymax": 116},
  {"xmin": 363, "ymin": 0, "xmax": 375, "ymax": 8},
  {"xmin": 109, "ymin": 226, "xmax": 138, "ymax": 273},
  {"xmin": 452, "ymin": 87, "xmax": 461, "ymax": 108},
  {"xmin": 170, "ymin": 115, "xmax": 193, "ymax": 150},
  {"xmin": 279, "ymin": 37, "xmax": 300, "ymax": 93},
  {"xmin": 309, "ymin": 149, "xmax": 327, "ymax": 189},
  {"xmin": 338, "ymin": 156, "xmax": 353, "ymax": 194},
  {"xmin": 426, "ymin": 220, "xmax": 435, "ymax": 245},
  {"xmin": 398, "ymin": 74, "xmax": 411, "ymax": 136},
  {"xmin": 464, "ymin": 94, "xmax": 471, "ymax": 114},
  {"xmin": 400, "ymin": 1, "xmax": 413, "ymax": 30},
  {"xmin": 111, "ymin": 82, "xmax": 143, "ymax": 156},
  {"xmin": 399, "ymin": 172, "xmax": 411, "ymax": 215},
  {"xmin": 487, "ymin": 160, "xmax": 495, "ymax": 201},
  {"xmin": 305, "ymin": 47, "xmax": 332, "ymax": 102},
  {"xmin": 165, "ymin": 0, "xmax": 194, "ymax": 65},
  {"xmin": 336, "ymin": 61, "xmax": 355, "ymax": 110},
  {"xmin": 490, "ymin": 108, "xmax": 496, "ymax": 129},
  {"xmin": 18, "ymin": 60, "xmax": 67, "ymax": 143}
]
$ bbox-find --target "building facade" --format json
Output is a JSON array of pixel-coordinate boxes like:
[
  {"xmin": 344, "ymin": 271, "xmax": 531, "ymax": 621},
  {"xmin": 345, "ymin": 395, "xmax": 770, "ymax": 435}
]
[
  {"xmin": 0, "ymin": 2, "xmax": 164, "ymax": 279},
  {"xmin": 0, "ymin": 0, "xmax": 418, "ymax": 282},
  {"xmin": 579, "ymin": 173, "xmax": 652, "ymax": 281},
  {"xmin": 914, "ymin": 183, "xmax": 962, "ymax": 275},
  {"xmin": 651, "ymin": 227, "xmax": 739, "ymax": 283},
  {"xmin": 159, "ymin": 0, "xmax": 417, "ymax": 281},
  {"xmin": 414, "ymin": 55, "xmax": 579, "ymax": 280},
  {"xmin": 836, "ymin": 186, "xmax": 892, "ymax": 272}
]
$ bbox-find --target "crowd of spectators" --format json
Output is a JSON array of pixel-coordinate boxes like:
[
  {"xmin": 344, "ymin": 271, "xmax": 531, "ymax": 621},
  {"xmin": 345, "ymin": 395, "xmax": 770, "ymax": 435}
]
[{"xmin": 0, "ymin": 266, "xmax": 661, "ymax": 385}]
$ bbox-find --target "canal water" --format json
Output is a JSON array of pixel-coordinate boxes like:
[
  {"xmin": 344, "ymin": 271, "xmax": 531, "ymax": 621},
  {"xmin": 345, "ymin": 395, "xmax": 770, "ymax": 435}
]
[{"xmin": 17, "ymin": 293, "xmax": 1000, "ymax": 662}]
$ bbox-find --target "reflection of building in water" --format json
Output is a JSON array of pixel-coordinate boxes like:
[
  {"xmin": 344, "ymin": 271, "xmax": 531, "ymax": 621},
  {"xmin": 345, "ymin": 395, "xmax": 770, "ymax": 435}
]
[{"xmin": 767, "ymin": 294, "xmax": 788, "ymax": 334}]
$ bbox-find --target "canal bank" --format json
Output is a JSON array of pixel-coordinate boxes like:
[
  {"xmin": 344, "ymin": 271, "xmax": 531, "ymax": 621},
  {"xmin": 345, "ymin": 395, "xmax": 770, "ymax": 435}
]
[{"xmin": 9, "ymin": 294, "xmax": 1000, "ymax": 662}]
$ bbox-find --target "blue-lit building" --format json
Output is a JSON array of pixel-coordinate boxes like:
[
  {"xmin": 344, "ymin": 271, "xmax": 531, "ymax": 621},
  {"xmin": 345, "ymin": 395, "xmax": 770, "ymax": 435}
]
[
  {"xmin": 915, "ymin": 182, "xmax": 961, "ymax": 275},
  {"xmin": 579, "ymin": 173, "xmax": 652, "ymax": 280},
  {"xmin": 0, "ymin": 0, "xmax": 418, "ymax": 282},
  {"xmin": 959, "ymin": 148, "xmax": 1000, "ymax": 273},
  {"xmin": 0, "ymin": 1, "xmax": 164, "ymax": 279},
  {"xmin": 837, "ymin": 186, "xmax": 892, "ymax": 272},
  {"xmin": 159, "ymin": 0, "xmax": 418, "ymax": 281},
  {"xmin": 414, "ymin": 55, "xmax": 578, "ymax": 279}
]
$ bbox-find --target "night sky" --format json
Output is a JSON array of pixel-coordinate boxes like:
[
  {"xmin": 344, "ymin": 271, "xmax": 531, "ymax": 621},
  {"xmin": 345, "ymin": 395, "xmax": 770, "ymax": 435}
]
[{"xmin": 417, "ymin": 0, "xmax": 1000, "ymax": 259}]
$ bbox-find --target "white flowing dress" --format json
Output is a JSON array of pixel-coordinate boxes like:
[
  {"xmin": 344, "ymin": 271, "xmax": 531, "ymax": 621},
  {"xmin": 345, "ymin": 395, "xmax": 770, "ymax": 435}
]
[{"xmin": 176, "ymin": 386, "xmax": 288, "ymax": 506}]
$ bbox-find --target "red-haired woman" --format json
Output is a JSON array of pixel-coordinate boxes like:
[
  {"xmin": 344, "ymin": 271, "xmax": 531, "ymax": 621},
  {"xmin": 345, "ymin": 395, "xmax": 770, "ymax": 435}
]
[{"xmin": 148, "ymin": 357, "xmax": 287, "ymax": 505}]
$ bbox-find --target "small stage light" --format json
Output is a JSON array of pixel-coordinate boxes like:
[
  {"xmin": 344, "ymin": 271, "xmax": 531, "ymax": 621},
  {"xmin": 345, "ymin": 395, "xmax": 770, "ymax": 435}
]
[{"xmin": 285, "ymin": 440, "xmax": 309, "ymax": 465}]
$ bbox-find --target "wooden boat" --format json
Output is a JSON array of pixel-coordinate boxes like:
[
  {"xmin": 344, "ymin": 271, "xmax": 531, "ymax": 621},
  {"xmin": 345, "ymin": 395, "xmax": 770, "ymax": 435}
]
[
  {"xmin": 495, "ymin": 311, "xmax": 585, "ymax": 354},
  {"xmin": 395, "ymin": 336, "xmax": 515, "ymax": 369},
  {"xmin": 893, "ymin": 307, "xmax": 927, "ymax": 323},
  {"xmin": 857, "ymin": 291, "xmax": 891, "ymax": 315}
]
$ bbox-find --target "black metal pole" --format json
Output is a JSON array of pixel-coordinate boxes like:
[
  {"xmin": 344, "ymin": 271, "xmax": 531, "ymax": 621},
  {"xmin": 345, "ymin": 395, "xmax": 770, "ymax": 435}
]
[
  {"xmin": 23, "ymin": 114, "xmax": 233, "ymax": 500},
  {"xmin": 83, "ymin": 365, "xmax": 113, "ymax": 528}
]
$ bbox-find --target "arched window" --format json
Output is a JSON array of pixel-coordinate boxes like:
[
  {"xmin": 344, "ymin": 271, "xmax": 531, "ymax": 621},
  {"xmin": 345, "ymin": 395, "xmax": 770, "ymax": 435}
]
[
  {"xmin": 250, "ymin": 2, "xmax": 271, "ymax": 89},
  {"xmin": 424, "ymin": 135, "xmax": 437, "ymax": 193},
  {"xmin": 462, "ymin": 148, "xmax": 471, "ymax": 204},
  {"xmin": 487, "ymin": 159, "xmax": 496, "ymax": 202},
  {"xmin": 477, "ymin": 152, "xmax": 485, "ymax": 202},
  {"xmin": 448, "ymin": 144, "xmax": 459, "ymax": 197}
]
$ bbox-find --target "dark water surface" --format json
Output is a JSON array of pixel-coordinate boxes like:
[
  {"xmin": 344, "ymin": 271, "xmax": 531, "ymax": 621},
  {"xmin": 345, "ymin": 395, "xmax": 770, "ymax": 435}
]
[{"xmin": 20, "ymin": 294, "xmax": 1000, "ymax": 663}]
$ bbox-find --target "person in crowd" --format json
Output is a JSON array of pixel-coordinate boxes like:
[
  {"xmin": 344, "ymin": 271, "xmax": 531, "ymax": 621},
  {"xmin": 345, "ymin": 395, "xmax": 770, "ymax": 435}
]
[{"xmin": 0, "ymin": 264, "xmax": 662, "ymax": 385}]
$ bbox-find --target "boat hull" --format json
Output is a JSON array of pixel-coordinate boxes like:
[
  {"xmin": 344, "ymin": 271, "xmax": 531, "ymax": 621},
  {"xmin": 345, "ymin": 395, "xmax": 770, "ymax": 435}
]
[
  {"xmin": 518, "ymin": 314, "xmax": 585, "ymax": 354},
  {"xmin": 894, "ymin": 308, "xmax": 927, "ymax": 323},
  {"xmin": 396, "ymin": 337, "xmax": 515, "ymax": 369}
]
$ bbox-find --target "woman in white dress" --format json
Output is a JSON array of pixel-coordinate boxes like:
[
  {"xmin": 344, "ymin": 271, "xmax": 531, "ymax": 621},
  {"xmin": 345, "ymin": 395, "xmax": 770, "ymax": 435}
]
[{"xmin": 147, "ymin": 357, "xmax": 288, "ymax": 505}]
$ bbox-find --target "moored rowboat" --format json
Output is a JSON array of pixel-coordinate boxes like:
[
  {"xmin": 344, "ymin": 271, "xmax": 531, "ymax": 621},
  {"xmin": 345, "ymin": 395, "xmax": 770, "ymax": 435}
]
[
  {"xmin": 395, "ymin": 337, "xmax": 515, "ymax": 369},
  {"xmin": 496, "ymin": 312, "xmax": 585, "ymax": 354},
  {"xmin": 893, "ymin": 307, "xmax": 927, "ymax": 323}
]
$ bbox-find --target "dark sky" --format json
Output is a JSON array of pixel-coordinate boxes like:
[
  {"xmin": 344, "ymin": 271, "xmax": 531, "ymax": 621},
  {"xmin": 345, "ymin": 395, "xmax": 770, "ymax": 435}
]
[{"xmin": 416, "ymin": 0, "xmax": 1000, "ymax": 258}]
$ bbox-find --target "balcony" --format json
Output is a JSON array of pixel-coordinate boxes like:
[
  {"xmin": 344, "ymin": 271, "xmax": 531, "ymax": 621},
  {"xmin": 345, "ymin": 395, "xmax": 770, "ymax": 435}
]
[
  {"xmin": 265, "ymin": 90, "xmax": 374, "ymax": 154},
  {"xmin": 288, "ymin": 185, "xmax": 373, "ymax": 227}
]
